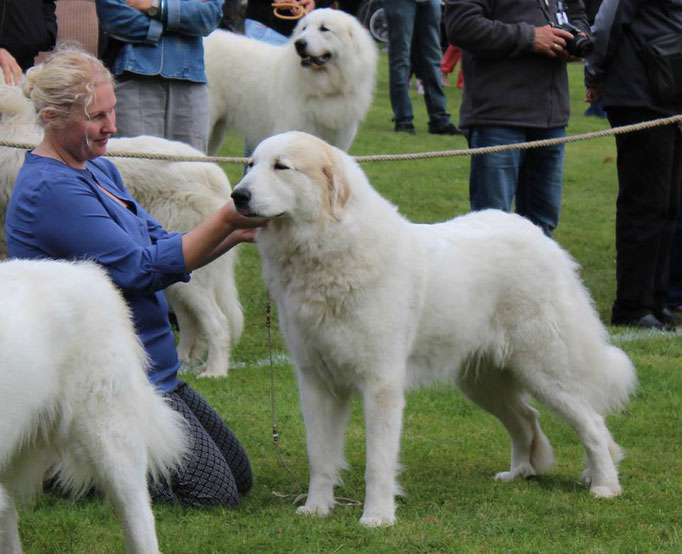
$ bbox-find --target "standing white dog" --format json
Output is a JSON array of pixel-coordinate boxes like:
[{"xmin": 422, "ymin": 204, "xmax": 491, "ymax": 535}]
[
  {"xmin": 0, "ymin": 83, "xmax": 242, "ymax": 378},
  {"xmin": 231, "ymin": 132, "xmax": 638, "ymax": 527},
  {"xmin": 0, "ymin": 259, "xmax": 187, "ymax": 553},
  {"xmin": 203, "ymin": 8, "xmax": 377, "ymax": 155}
]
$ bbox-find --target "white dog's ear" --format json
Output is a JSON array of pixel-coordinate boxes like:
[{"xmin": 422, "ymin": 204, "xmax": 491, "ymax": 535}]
[{"xmin": 322, "ymin": 148, "xmax": 350, "ymax": 220}]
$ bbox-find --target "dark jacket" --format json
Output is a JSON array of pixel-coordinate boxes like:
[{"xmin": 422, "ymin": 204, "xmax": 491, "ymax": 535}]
[
  {"xmin": 584, "ymin": 0, "xmax": 682, "ymax": 115},
  {"xmin": 0, "ymin": 0, "xmax": 57, "ymax": 70},
  {"xmin": 443, "ymin": 0, "xmax": 589, "ymax": 129}
]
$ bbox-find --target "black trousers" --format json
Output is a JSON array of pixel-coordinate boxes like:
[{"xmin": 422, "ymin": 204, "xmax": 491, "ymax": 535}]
[
  {"xmin": 151, "ymin": 382, "xmax": 253, "ymax": 507},
  {"xmin": 607, "ymin": 107, "xmax": 682, "ymax": 322}
]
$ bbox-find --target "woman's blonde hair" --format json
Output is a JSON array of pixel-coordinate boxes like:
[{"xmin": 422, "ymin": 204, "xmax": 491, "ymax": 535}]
[{"xmin": 23, "ymin": 45, "xmax": 114, "ymax": 128}]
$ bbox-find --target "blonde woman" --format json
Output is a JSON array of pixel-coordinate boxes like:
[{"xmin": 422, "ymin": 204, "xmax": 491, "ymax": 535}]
[{"xmin": 5, "ymin": 48, "xmax": 264, "ymax": 506}]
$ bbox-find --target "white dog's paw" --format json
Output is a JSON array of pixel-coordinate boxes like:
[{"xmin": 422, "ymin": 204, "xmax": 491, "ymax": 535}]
[
  {"xmin": 196, "ymin": 370, "xmax": 227, "ymax": 379},
  {"xmin": 296, "ymin": 503, "xmax": 331, "ymax": 517},
  {"xmin": 495, "ymin": 463, "xmax": 536, "ymax": 482},
  {"xmin": 581, "ymin": 468, "xmax": 593, "ymax": 487},
  {"xmin": 359, "ymin": 514, "xmax": 396, "ymax": 527},
  {"xmin": 590, "ymin": 484, "xmax": 622, "ymax": 498}
]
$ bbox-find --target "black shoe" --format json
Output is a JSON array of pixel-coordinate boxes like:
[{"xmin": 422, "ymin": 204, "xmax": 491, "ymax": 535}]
[
  {"xmin": 612, "ymin": 313, "xmax": 671, "ymax": 330},
  {"xmin": 655, "ymin": 307, "xmax": 682, "ymax": 326},
  {"xmin": 428, "ymin": 122, "xmax": 464, "ymax": 136},
  {"xmin": 394, "ymin": 122, "xmax": 416, "ymax": 135}
]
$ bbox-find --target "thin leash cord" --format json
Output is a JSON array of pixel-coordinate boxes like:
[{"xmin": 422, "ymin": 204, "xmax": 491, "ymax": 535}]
[{"xmin": 266, "ymin": 295, "xmax": 361, "ymax": 508}]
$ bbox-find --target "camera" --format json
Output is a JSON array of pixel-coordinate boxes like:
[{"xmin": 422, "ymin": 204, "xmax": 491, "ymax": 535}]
[{"xmin": 557, "ymin": 22, "xmax": 593, "ymax": 58}]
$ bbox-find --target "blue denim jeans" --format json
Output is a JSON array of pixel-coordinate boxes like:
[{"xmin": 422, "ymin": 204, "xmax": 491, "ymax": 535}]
[
  {"xmin": 467, "ymin": 126, "xmax": 566, "ymax": 236},
  {"xmin": 383, "ymin": 0, "xmax": 451, "ymax": 128}
]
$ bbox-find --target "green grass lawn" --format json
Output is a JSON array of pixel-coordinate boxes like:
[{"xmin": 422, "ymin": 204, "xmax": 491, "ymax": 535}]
[{"xmin": 19, "ymin": 54, "xmax": 682, "ymax": 553}]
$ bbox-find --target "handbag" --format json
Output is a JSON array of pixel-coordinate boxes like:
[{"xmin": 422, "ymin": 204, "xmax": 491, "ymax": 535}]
[{"xmin": 644, "ymin": 33, "xmax": 682, "ymax": 103}]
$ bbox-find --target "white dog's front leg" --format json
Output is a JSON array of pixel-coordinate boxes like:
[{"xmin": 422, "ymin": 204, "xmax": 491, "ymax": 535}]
[
  {"xmin": 360, "ymin": 383, "xmax": 406, "ymax": 527},
  {"xmin": 296, "ymin": 370, "xmax": 352, "ymax": 518}
]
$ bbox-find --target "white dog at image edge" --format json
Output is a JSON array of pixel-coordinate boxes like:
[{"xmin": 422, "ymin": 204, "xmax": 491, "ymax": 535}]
[
  {"xmin": 231, "ymin": 131, "xmax": 638, "ymax": 527},
  {"xmin": 203, "ymin": 8, "xmax": 377, "ymax": 154},
  {"xmin": 0, "ymin": 259, "xmax": 187, "ymax": 553}
]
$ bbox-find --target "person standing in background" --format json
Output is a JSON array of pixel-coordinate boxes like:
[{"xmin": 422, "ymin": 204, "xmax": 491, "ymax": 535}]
[
  {"xmin": 95, "ymin": 0, "xmax": 224, "ymax": 153},
  {"xmin": 383, "ymin": 0, "xmax": 462, "ymax": 136},
  {"xmin": 0, "ymin": 0, "xmax": 57, "ymax": 84},
  {"xmin": 444, "ymin": 0, "xmax": 589, "ymax": 237},
  {"xmin": 585, "ymin": 0, "xmax": 682, "ymax": 329}
]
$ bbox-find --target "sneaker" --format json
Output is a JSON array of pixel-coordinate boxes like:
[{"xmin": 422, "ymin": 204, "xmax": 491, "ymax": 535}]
[
  {"xmin": 440, "ymin": 74, "xmax": 450, "ymax": 87},
  {"xmin": 428, "ymin": 122, "xmax": 464, "ymax": 136},
  {"xmin": 416, "ymin": 79, "xmax": 424, "ymax": 95},
  {"xmin": 394, "ymin": 122, "xmax": 416, "ymax": 135}
]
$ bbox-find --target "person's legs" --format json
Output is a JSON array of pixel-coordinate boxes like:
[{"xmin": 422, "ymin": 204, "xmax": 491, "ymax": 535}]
[
  {"xmin": 607, "ymin": 108, "xmax": 681, "ymax": 323},
  {"xmin": 467, "ymin": 126, "xmax": 523, "ymax": 213},
  {"xmin": 166, "ymin": 81, "xmax": 210, "ymax": 153},
  {"xmin": 412, "ymin": 0, "xmax": 452, "ymax": 130},
  {"xmin": 383, "ymin": 0, "xmax": 417, "ymax": 128},
  {"xmin": 515, "ymin": 126, "xmax": 565, "ymax": 236},
  {"xmin": 113, "ymin": 75, "xmax": 167, "ymax": 139},
  {"xmin": 150, "ymin": 385, "xmax": 240, "ymax": 507},
  {"xmin": 174, "ymin": 382, "xmax": 253, "ymax": 494}
]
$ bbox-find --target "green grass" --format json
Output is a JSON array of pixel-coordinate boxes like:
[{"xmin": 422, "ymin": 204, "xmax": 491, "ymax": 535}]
[{"xmin": 18, "ymin": 54, "xmax": 682, "ymax": 553}]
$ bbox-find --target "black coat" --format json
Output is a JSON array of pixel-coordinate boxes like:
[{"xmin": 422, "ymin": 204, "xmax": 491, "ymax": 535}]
[{"xmin": 0, "ymin": 0, "xmax": 57, "ymax": 70}]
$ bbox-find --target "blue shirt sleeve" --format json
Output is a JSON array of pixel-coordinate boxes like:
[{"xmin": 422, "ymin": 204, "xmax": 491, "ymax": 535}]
[{"xmin": 21, "ymin": 163, "xmax": 190, "ymax": 295}]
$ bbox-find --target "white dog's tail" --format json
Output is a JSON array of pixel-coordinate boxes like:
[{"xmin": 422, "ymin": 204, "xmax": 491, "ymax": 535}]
[{"xmin": 597, "ymin": 344, "xmax": 638, "ymax": 414}]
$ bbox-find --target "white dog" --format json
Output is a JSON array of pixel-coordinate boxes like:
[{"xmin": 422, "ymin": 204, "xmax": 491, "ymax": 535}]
[
  {"xmin": 203, "ymin": 8, "xmax": 377, "ymax": 155},
  {"xmin": 231, "ymin": 132, "xmax": 638, "ymax": 527},
  {"xmin": 0, "ymin": 259, "xmax": 187, "ymax": 553},
  {"xmin": 0, "ymin": 84, "xmax": 242, "ymax": 378}
]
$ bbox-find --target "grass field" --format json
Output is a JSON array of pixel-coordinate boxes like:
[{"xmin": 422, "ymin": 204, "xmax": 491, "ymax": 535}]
[{"xmin": 18, "ymin": 53, "xmax": 682, "ymax": 553}]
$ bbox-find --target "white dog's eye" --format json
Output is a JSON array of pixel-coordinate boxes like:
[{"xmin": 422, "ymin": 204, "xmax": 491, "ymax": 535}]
[
  {"xmin": 274, "ymin": 162, "xmax": 290, "ymax": 171},
  {"xmin": 246, "ymin": 161, "xmax": 254, "ymax": 171},
  {"xmin": 319, "ymin": 25, "xmax": 330, "ymax": 32}
]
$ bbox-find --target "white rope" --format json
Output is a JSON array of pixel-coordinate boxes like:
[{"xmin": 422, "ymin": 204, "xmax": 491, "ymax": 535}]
[{"xmin": 1, "ymin": 114, "xmax": 680, "ymax": 164}]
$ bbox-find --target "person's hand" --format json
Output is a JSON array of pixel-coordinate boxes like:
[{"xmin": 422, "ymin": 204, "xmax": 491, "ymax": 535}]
[
  {"xmin": 585, "ymin": 86, "xmax": 602, "ymax": 103},
  {"xmin": 291, "ymin": 0, "xmax": 315, "ymax": 17},
  {"xmin": 126, "ymin": 0, "xmax": 153, "ymax": 13},
  {"xmin": 0, "ymin": 48, "xmax": 22, "ymax": 86},
  {"xmin": 224, "ymin": 199, "xmax": 268, "ymax": 229},
  {"xmin": 228, "ymin": 228, "xmax": 261, "ymax": 245},
  {"xmin": 533, "ymin": 25, "xmax": 575, "ymax": 59}
]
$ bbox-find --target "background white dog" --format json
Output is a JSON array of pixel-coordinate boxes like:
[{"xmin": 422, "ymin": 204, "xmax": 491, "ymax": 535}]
[
  {"xmin": 231, "ymin": 132, "xmax": 638, "ymax": 527},
  {"xmin": 0, "ymin": 259, "xmax": 187, "ymax": 553},
  {"xmin": 203, "ymin": 8, "xmax": 377, "ymax": 155},
  {"xmin": 0, "ymin": 84, "xmax": 242, "ymax": 378}
]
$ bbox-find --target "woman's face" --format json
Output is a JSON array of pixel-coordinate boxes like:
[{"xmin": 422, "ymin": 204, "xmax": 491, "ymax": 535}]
[{"xmin": 54, "ymin": 82, "xmax": 117, "ymax": 164}]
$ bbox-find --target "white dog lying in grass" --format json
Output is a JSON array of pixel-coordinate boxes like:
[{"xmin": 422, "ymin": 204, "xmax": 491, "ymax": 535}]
[
  {"xmin": 204, "ymin": 8, "xmax": 377, "ymax": 154},
  {"xmin": 0, "ymin": 83, "xmax": 242, "ymax": 378},
  {"xmin": 231, "ymin": 131, "xmax": 638, "ymax": 527},
  {"xmin": 0, "ymin": 259, "xmax": 187, "ymax": 553}
]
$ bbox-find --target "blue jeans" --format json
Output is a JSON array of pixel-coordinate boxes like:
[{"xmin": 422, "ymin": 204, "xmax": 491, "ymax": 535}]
[
  {"xmin": 383, "ymin": 0, "xmax": 451, "ymax": 128},
  {"xmin": 468, "ymin": 126, "xmax": 566, "ymax": 236}
]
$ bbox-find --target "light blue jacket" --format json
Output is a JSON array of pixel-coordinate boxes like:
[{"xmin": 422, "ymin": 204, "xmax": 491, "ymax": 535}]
[{"xmin": 95, "ymin": 0, "xmax": 224, "ymax": 83}]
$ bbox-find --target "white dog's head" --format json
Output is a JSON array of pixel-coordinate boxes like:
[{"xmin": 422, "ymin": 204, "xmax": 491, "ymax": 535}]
[
  {"xmin": 231, "ymin": 131, "xmax": 351, "ymax": 223},
  {"xmin": 291, "ymin": 8, "xmax": 377, "ymax": 77}
]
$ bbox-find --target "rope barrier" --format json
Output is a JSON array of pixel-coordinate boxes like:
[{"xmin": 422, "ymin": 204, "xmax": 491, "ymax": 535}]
[{"xmin": 1, "ymin": 114, "xmax": 681, "ymax": 165}]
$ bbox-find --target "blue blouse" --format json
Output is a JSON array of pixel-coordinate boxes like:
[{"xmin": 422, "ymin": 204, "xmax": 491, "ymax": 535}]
[{"xmin": 5, "ymin": 152, "xmax": 191, "ymax": 392}]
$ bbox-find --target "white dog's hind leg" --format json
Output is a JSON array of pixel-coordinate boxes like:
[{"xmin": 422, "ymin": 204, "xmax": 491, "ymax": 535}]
[
  {"xmin": 170, "ymin": 296, "xmax": 203, "ymax": 366},
  {"xmin": 457, "ymin": 369, "xmax": 555, "ymax": 482},
  {"xmin": 0, "ymin": 488, "xmax": 22, "ymax": 554},
  {"xmin": 359, "ymin": 382, "xmax": 406, "ymax": 527},
  {"xmin": 296, "ymin": 371, "xmax": 352, "ymax": 518},
  {"xmin": 93, "ymin": 440, "xmax": 162, "ymax": 554}
]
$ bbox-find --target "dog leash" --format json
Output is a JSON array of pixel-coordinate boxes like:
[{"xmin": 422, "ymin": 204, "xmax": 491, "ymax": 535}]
[
  {"xmin": 271, "ymin": 0, "xmax": 313, "ymax": 20},
  {"xmin": 266, "ymin": 295, "xmax": 361, "ymax": 507}
]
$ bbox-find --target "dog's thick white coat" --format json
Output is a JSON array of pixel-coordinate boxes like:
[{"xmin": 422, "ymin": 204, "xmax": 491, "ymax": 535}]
[
  {"xmin": 204, "ymin": 8, "xmax": 377, "ymax": 154},
  {"xmin": 0, "ymin": 84, "xmax": 242, "ymax": 377},
  {"xmin": 233, "ymin": 132, "xmax": 638, "ymax": 527},
  {"xmin": 0, "ymin": 259, "xmax": 187, "ymax": 553}
]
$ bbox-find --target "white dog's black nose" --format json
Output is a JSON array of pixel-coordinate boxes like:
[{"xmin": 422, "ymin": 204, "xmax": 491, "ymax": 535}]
[
  {"xmin": 295, "ymin": 38, "xmax": 307, "ymax": 56},
  {"xmin": 231, "ymin": 188, "xmax": 251, "ymax": 210}
]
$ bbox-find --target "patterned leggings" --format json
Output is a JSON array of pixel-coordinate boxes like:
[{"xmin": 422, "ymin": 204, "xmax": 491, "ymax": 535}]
[{"xmin": 150, "ymin": 381, "xmax": 253, "ymax": 507}]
